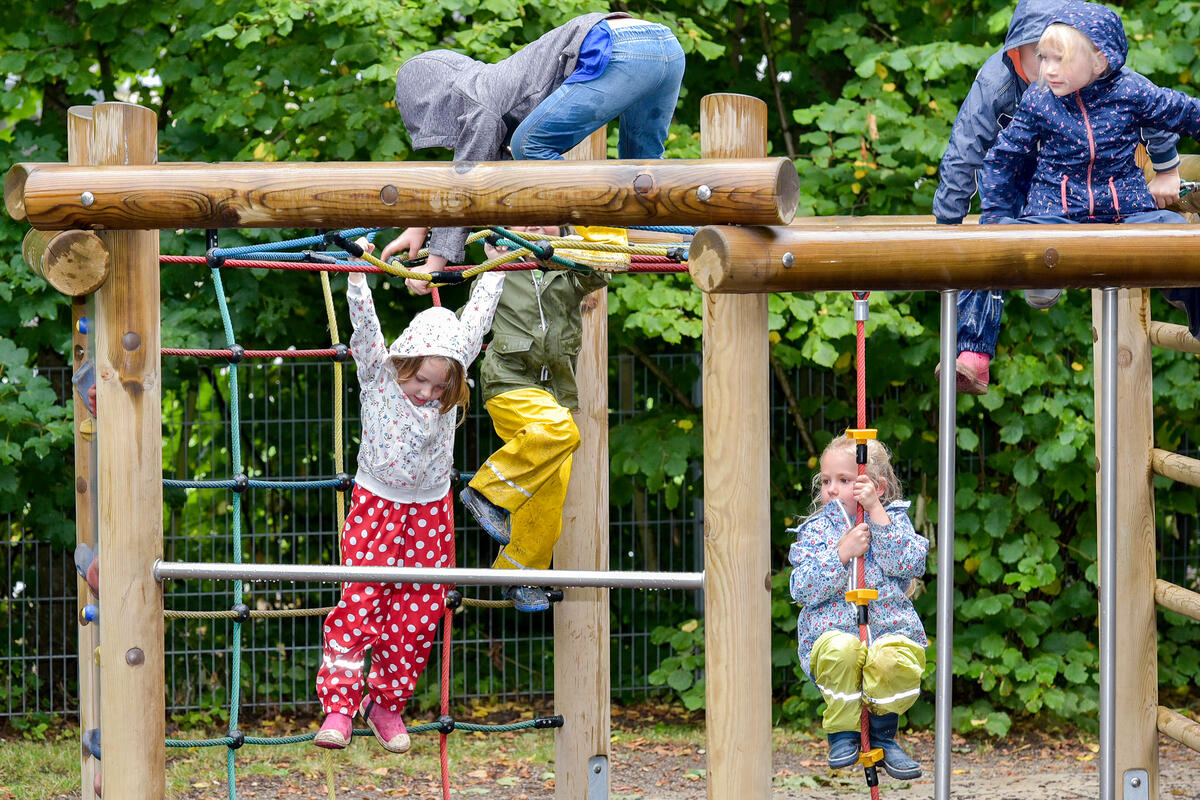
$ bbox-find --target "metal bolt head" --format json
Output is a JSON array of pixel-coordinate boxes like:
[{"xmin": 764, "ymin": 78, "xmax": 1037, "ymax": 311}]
[
  {"xmin": 80, "ymin": 191, "xmax": 95, "ymax": 207},
  {"xmin": 1130, "ymin": 777, "xmax": 1142, "ymax": 788},
  {"xmin": 125, "ymin": 647, "xmax": 145, "ymax": 666},
  {"xmin": 697, "ymin": 184, "xmax": 712, "ymax": 202},
  {"xmin": 782, "ymin": 251, "xmax": 795, "ymax": 268},
  {"xmin": 592, "ymin": 764, "xmax": 602, "ymax": 774}
]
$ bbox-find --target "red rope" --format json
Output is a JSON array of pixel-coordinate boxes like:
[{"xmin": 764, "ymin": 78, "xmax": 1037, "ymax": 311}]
[
  {"xmin": 438, "ymin": 507, "xmax": 456, "ymax": 800},
  {"xmin": 160, "ymin": 347, "xmax": 338, "ymax": 359},
  {"xmin": 159, "ymin": 254, "xmax": 688, "ymax": 274}
]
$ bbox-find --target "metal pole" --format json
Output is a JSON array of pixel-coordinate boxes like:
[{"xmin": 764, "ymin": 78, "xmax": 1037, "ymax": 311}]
[
  {"xmin": 934, "ymin": 289, "xmax": 958, "ymax": 800},
  {"xmin": 1099, "ymin": 287, "xmax": 1118, "ymax": 800},
  {"xmin": 154, "ymin": 561, "xmax": 705, "ymax": 592}
]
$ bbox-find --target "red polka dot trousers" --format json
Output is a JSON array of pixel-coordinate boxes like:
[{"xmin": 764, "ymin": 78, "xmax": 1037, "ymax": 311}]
[{"xmin": 316, "ymin": 488, "xmax": 454, "ymax": 716}]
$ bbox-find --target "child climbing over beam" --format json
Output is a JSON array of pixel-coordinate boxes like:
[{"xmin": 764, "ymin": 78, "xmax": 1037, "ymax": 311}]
[
  {"xmin": 933, "ymin": 0, "xmax": 1186, "ymax": 394},
  {"xmin": 313, "ymin": 247, "xmax": 505, "ymax": 752},
  {"xmin": 971, "ymin": 0, "xmax": 1200, "ymax": 371},
  {"xmin": 789, "ymin": 434, "xmax": 928, "ymax": 779},
  {"xmin": 380, "ymin": 12, "xmax": 685, "ymax": 273}
]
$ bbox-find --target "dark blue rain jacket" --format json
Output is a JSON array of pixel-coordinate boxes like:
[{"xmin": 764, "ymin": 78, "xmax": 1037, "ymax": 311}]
[
  {"xmin": 981, "ymin": 1, "xmax": 1200, "ymax": 223},
  {"xmin": 933, "ymin": 0, "xmax": 1179, "ymax": 224}
]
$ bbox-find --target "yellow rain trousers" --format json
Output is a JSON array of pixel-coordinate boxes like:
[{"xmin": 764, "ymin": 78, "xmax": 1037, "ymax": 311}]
[
  {"xmin": 468, "ymin": 387, "xmax": 580, "ymax": 572},
  {"xmin": 810, "ymin": 630, "xmax": 926, "ymax": 734}
]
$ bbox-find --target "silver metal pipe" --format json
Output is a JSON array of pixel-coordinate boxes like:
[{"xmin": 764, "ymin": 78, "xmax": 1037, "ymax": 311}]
[
  {"xmin": 1099, "ymin": 288, "xmax": 1118, "ymax": 800},
  {"xmin": 154, "ymin": 560, "xmax": 705, "ymax": 591},
  {"xmin": 935, "ymin": 289, "xmax": 958, "ymax": 800}
]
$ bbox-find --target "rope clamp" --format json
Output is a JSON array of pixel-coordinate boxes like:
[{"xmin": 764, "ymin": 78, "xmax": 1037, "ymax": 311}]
[
  {"xmin": 853, "ymin": 297, "xmax": 869, "ymax": 322},
  {"xmin": 844, "ymin": 588, "xmax": 878, "ymax": 606},
  {"xmin": 858, "ymin": 747, "xmax": 884, "ymax": 768},
  {"xmin": 429, "ymin": 270, "xmax": 467, "ymax": 285},
  {"xmin": 535, "ymin": 715, "xmax": 566, "ymax": 729},
  {"xmin": 302, "ymin": 250, "xmax": 339, "ymax": 265},
  {"xmin": 325, "ymin": 232, "xmax": 362, "ymax": 258},
  {"xmin": 845, "ymin": 428, "xmax": 877, "ymax": 445}
]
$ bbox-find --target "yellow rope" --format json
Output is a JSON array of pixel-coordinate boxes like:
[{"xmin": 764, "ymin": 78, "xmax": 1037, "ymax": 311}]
[
  {"xmin": 320, "ymin": 269, "xmax": 347, "ymax": 539},
  {"xmin": 511, "ymin": 231, "xmax": 675, "ymax": 257}
]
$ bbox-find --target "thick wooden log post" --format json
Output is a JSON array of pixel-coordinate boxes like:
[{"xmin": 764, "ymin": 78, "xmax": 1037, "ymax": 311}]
[
  {"xmin": 690, "ymin": 224, "xmax": 1200, "ymax": 293},
  {"xmin": 699, "ymin": 94, "xmax": 772, "ymax": 800},
  {"xmin": 1091, "ymin": 289, "xmax": 1158, "ymax": 799},
  {"xmin": 68, "ymin": 104, "xmax": 101, "ymax": 800},
  {"xmin": 93, "ymin": 102, "xmax": 165, "ymax": 800},
  {"xmin": 555, "ymin": 127, "xmax": 611, "ymax": 800},
  {"xmin": 6, "ymin": 158, "xmax": 798, "ymax": 230},
  {"xmin": 22, "ymin": 228, "xmax": 110, "ymax": 295}
]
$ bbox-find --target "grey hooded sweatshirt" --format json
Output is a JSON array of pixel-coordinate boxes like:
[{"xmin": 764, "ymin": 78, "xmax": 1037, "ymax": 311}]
[{"xmin": 395, "ymin": 12, "xmax": 631, "ymax": 262}]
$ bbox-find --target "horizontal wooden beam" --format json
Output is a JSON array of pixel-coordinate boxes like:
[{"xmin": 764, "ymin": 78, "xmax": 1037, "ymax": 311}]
[
  {"xmin": 22, "ymin": 228, "xmax": 109, "ymax": 295},
  {"xmin": 1150, "ymin": 448, "xmax": 1200, "ymax": 488},
  {"xmin": 689, "ymin": 223, "xmax": 1200, "ymax": 294},
  {"xmin": 1155, "ymin": 578, "xmax": 1200, "ymax": 622},
  {"xmin": 1158, "ymin": 706, "xmax": 1200, "ymax": 753},
  {"xmin": 1148, "ymin": 321, "xmax": 1200, "ymax": 354},
  {"xmin": 5, "ymin": 158, "xmax": 798, "ymax": 231}
]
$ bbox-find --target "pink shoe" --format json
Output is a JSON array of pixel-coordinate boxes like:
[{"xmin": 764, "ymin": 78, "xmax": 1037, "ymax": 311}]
[
  {"xmin": 314, "ymin": 712, "xmax": 353, "ymax": 749},
  {"xmin": 365, "ymin": 701, "xmax": 411, "ymax": 753},
  {"xmin": 935, "ymin": 351, "xmax": 991, "ymax": 395}
]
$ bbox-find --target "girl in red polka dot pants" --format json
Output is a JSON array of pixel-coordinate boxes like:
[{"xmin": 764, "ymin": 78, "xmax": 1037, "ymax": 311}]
[{"xmin": 314, "ymin": 259, "xmax": 505, "ymax": 752}]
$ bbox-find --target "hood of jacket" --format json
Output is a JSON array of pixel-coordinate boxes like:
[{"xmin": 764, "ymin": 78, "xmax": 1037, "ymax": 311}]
[
  {"xmin": 1050, "ymin": 1, "xmax": 1127, "ymax": 76},
  {"xmin": 1004, "ymin": 0, "xmax": 1068, "ymax": 50},
  {"xmin": 394, "ymin": 50, "xmax": 478, "ymax": 150},
  {"xmin": 389, "ymin": 306, "xmax": 471, "ymax": 370}
]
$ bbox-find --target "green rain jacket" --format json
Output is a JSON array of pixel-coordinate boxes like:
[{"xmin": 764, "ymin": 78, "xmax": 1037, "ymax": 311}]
[{"xmin": 473, "ymin": 269, "xmax": 610, "ymax": 410}]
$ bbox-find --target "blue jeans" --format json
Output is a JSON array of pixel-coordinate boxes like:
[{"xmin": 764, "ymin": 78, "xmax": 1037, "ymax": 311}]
[
  {"xmin": 957, "ymin": 210, "xmax": 1187, "ymax": 356},
  {"xmin": 509, "ymin": 24, "xmax": 685, "ymax": 160}
]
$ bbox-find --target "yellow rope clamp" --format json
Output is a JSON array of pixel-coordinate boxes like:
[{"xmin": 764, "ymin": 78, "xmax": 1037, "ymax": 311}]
[
  {"xmin": 844, "ymin": 588, "xmax": 879, "ymax": 605},
  {"xmin": 858, "ymin": 747, "xmax": 885, "ymax": 767},
  {"xmin": 845, "ymin": 428, "xmax": 878, "ymax": 445}
]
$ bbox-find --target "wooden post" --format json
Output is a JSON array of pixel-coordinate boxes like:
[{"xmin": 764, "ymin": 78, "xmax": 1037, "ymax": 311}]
[
  {"xmin": 67, "ymin": 104, "xmax": 101, "ymax": 800},
  {"xmin": 93, "ymin": 102, "xmax": 164, "ymax": 800},
  {"xmin": 699, "ymin": 94, "xmax": 772, "ymax": 800},
  {"xmin": 1091, "ymin": 288, "xmax": 1158, "ymax": 799},
  {"xmin": 555, "ymin": 127, "xmax": 611, "ymax": 800}
]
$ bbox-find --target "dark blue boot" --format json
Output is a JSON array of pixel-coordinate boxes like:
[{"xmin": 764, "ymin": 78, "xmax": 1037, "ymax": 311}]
[
  {"xmin": 827, "ymin": 730, "xmax": 860, "ymax": 769},
  {"xmin": 1162, "ymin": 288, "xmax": 1200, "ymax": 339},
  {"xmin": 868, "ymin": 713, "xmax": 921, "ymax": 779}
]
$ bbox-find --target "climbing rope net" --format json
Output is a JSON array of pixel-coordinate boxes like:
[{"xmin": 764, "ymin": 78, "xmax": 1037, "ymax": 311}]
[{"xmin": 89, "ymin": 224, "xmax": 693, "ymax": 800}]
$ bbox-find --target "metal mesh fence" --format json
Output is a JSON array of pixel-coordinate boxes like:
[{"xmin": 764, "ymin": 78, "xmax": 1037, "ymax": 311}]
[{"xmin": 4, "ymin": 351, "xmax": 1200, "ymax": 719}]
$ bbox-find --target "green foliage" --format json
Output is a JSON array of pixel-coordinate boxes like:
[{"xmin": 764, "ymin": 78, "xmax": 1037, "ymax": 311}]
[
  {"xmin": 647, "ymin": 618, "xmax": 706, "ymax": 710},
  {"xmin": 4, "ymin": 0, "xmax": 1200, "ymax": 735}
]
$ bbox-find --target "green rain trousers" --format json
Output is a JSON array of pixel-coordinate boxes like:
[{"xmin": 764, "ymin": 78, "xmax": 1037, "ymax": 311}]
[{"xmin": 810, "ymin": 630, "xmax": 926, "ymax": 734}]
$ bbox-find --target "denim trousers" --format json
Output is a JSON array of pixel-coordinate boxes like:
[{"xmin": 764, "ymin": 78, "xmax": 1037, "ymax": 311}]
[
  {"xmin": 509, "ymin": 24, "xmax": 686, "ymax": 160},
  {"xmin": 957, "ymin": 210, "xmax": 1187, "ymax": 356}
]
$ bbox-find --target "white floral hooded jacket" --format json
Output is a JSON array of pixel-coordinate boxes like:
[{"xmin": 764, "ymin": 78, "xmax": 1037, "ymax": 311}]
[{"xmin": 348, "ymin": 272, "xmax": 504, "ymax": 503}]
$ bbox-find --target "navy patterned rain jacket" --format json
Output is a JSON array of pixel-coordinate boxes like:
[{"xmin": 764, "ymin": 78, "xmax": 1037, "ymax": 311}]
[
  {"xmin": 980, "ymin": 0, "xmax": 1200, "ymax": 223},
  {"xmin": 933, "ymin": 0, "xmax": 1178, "ymax": 224}
]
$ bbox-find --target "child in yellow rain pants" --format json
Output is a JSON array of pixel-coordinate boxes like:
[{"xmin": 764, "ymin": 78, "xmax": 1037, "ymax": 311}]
[
  {"xmin": 789, "ymin": 434, "xmax": 929, "ymax": 779},
  {"xmin": 459, "ymin": 226, "xmax": 619, "ymax": 611}
]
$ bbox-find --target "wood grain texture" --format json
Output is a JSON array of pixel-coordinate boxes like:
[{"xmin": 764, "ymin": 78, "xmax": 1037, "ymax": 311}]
[
  {"xmin": 700, "ymin": 94, "xmax": 773, "ymax": 800},
  {"xmin": 9, "ymin": 158, "xmax": 798, "ymax": 230},
  {"xmin": 554, "ymin": 128, "xmax": 612, "ymax": 800},
  {"xmin": 92, "ymin": 102, "xmax": 165, "ymax": 800},
  {"xmin": 1090, "ymin": 288, "xmax": 1158, "ymax": 798},
  {"xmin": 1150, "ymin": 448, "xmax": 1200, "ymax": 488},
  {"xmin": 1147, "ymin": 321, "xmax": 1200, "ymax": 355},
  {"xmin": 691, "ymin": 224, "xmax": 1200, "ymax": 293},
  {"xmin": 68, "ymin": 104, "xmax": 101, "ymax": 800},
  {"xmin": 1157, "ymin": 706, "xmax": 1200, "ymax": 753},
  {"xmin": 21, "ymin": 228, "xmax": 109, "ymax": 295},
  {"xmin": 1154, "ymin": 579, "xmax": 1200, "ymax": 623}
]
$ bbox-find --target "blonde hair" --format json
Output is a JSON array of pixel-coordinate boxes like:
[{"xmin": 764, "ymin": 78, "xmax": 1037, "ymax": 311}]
[
  {"xmin": 389, "ymin": 355, "xmax": 470, "ymax": 424},
  {"xmin": 1038, "ymin": 23, "xmax": 1107, "ymax": 87},
  {"xmin": 808, "ymin": 434, "xmax": 903, "ymax": 512}
]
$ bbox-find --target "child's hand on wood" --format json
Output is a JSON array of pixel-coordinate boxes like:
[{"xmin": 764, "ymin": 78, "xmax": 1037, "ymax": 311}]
[{"xmin": 838, "ymin": 522, "xmax": 871, "ymax": 564}]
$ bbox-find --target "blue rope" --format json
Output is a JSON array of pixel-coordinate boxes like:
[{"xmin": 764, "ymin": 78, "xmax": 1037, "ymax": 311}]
[
  {"xmin": 214, "ymin": 228, "xmax": 377, "ymax": 258},
  {"xmin": 629, "ymin": 225, "xmax": 696, "ymax": 235}
]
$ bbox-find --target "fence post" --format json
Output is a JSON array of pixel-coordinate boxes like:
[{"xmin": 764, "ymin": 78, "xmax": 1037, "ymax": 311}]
[
  {"xmin": 555, "ymin": 126, "xmax": 611, "ymax": 800},
  {"xmin": 93, "ymin": 102, "xmax": 164, "ymax": 800},
  {"xmin": 700, "ymin": 93, "xmax": 773, "ymax": 800}
]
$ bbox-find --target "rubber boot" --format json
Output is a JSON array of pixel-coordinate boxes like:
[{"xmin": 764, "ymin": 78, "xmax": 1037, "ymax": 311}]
[
  {"xmin": 827, "ymin": 730, "xmax": 860, "ymax": 769},
  {"xmin": 868, "ymin": 713, "xmax": 921, "ymax": 779}
]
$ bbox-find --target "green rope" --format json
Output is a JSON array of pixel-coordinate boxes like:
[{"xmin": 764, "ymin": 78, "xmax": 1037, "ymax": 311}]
[{"xmin": 165, "ymin": 718, "xmax": 555, "ymax": 748}]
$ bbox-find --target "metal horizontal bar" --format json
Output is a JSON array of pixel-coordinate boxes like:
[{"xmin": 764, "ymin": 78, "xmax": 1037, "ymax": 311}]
[{"xmin": 154, "ymin": 560, "xmax": 704, "ymax": 591}]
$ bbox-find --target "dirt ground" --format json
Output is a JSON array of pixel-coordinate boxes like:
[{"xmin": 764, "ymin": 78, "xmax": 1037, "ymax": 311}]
[{"xmin": 157, "ymin": 717, "xmax": 1200, "ymax": 800}]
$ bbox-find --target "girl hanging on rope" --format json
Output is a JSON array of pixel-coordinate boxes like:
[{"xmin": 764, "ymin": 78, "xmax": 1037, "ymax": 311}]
[
  {"xmin": 789, "ymin": 434, "xmax": 928, "ymax": 779},
  {"xmin": 313, "ymin": 252, "xmax": 505, "ymax": 752}
]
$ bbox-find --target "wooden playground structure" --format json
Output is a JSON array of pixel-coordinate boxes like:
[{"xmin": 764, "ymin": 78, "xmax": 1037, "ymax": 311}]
[{"xmin": 5, "ymin": 92, "xmax": 1200, "ymax": 800}]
